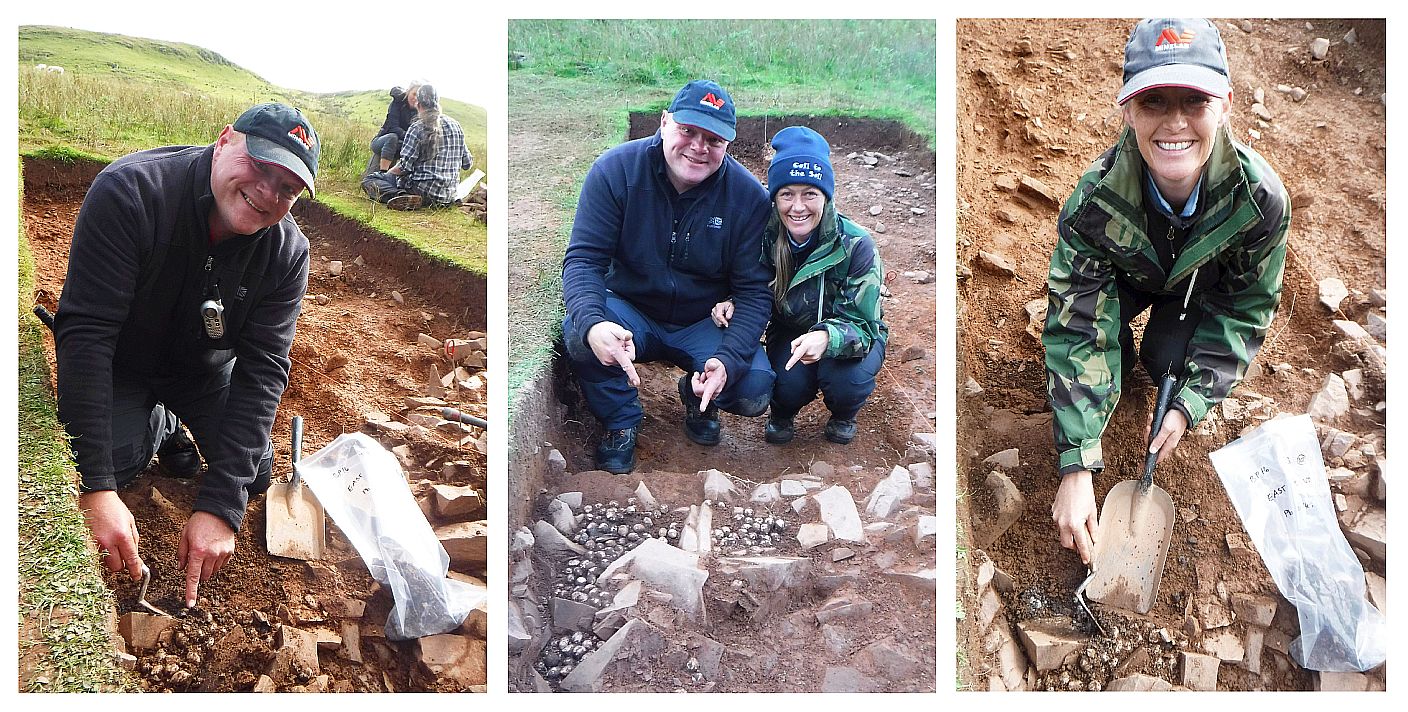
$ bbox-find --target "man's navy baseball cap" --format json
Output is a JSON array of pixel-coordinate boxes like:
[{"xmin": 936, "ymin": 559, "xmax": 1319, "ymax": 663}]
[
  {"xmin": 667, "ymin": 80, "xmax": 737, "ymax": 142},
  {"xmin": 1117, "ymin": 18, "xmax": 1232, "ymax": 105},
  {"xmin": 233, "ymin": 103, "xmax": 320, "ymax": 196}
]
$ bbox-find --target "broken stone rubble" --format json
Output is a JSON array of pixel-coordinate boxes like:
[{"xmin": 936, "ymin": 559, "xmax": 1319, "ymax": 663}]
[
  {"xmin": 863, "ymin": 465, "xmax": 914, "ymax": 518},
  {"xmin": 973, "ymin": 469, "xmax": 1025, "ymax": 547},
  {"xmin": 813, "ymin": 485, "xmax": 865, "ymax": 543},
  {"xmin": 518, "ymin": 455, "xmax": 937, "ymax": 691}
]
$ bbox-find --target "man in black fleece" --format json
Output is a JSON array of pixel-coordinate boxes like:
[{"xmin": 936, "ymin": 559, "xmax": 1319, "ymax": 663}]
[
  {"xmin": 562, "ymin": 80, "xmax": 774, "ymax": 473},
  {"xmin": 55, "ymin": 103, "xmax": 318, "ymax": 607}
]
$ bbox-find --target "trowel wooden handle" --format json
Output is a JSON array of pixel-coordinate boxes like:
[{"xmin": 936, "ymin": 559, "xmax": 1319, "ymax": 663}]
[
  {"xmin": 440, "ymin": 407, "xmax": 488, "ymax": 429},
  {"xmin": 290, "ymin": 416, "xmax": 304, "ymax": 487},
  {"xmin": 1143, "ymin": 374, "xmax": 1178, "ymax": 484}
]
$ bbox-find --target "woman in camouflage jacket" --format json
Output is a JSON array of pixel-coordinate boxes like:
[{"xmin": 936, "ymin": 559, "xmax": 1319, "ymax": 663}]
[
  {"xmin": 715, "ymin": 126, "xmax": 888, "ymax": 445},
  {"xmin": 1044, "ymin": 19, "xmax": 1289, "ymax": 563}
]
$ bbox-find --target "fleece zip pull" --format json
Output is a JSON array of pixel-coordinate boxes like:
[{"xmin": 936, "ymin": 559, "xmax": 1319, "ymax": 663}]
[{"xmin": 1179, "ymin": 267, "xmax": 1199, "ymax": 321}]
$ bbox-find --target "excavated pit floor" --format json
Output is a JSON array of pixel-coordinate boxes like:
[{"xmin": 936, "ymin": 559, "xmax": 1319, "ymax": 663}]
[
  {"xmin": 23, "ymin": 157, "xmax": 490, "ymax": 692},
  {"xmin": 508, "ymin": 116, "xmax": 939, "ymax": 693}
]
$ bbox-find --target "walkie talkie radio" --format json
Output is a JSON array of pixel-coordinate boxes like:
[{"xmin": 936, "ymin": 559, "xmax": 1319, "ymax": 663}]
[{"xmin": 201, "ymin": 283, "xmax": 225, "ymax": 339}]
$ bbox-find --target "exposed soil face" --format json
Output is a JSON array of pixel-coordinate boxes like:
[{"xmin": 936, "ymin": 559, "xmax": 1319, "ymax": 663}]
[
  {"xmin": 23, "ymin": 158, "xmax": 489, "ymax": 692},
  {"xmin": 956, "ymin": 19, "xmax": 1385, "ymax": 691},
  {"xmin": 508, "ymin": 116, "xmax": 938, "ymax": 692}
]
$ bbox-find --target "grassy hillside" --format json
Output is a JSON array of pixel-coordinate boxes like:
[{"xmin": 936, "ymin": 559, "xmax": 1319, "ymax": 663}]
[
  {"xmin": 505, "ymin": 19, "xmax": 936, "ymax": 415},
  {"xmin": 18, "ymin": 25, "xmax": 488, "ymax": 273},
  {"xmin": 510, "ymin": 19, "xmax": 936, "ymax": 137}
]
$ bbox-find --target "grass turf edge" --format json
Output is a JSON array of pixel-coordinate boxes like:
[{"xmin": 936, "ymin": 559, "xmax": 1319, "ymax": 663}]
[{"xmin": 17, "ymin": 157, "xmax": 138, "ymax": 691}]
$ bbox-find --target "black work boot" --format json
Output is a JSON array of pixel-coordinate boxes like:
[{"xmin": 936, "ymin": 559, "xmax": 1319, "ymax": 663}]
[
  {"xmin": 678, "ymin": 376, "xmax": 721, "ymax": 445},
  {"xmin": 764, "ymin": 413, "xmax": 795, "ymax": 444},
  {"xmin": 156, "ymin": 425, "xmax": 203, "ymax": 478},
  {"xmin": 595, "ymin": 426, "xmax": 639, "ymax": 474},
  {"xmin": 824, "ymin": 417, "xmax": 858, "ymax": 445}
]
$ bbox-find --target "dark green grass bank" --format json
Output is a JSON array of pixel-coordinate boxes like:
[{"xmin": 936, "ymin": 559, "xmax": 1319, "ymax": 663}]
[
  {"xmin": 17, "ymin": 171, "xmax": 138, "ymax": 691},
  {"xmin": 19, "ymin": 26, "xmax": 488, "ymax": 275}
]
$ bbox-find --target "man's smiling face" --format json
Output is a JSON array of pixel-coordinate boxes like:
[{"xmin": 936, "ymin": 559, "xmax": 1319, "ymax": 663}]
[
  {"xmin": 659, "ymin": 112, "xmax": 728, "ymax": 193},
  {"xmin": 209, "ymin": 127, "xmax": 303, "ymax": 238}
]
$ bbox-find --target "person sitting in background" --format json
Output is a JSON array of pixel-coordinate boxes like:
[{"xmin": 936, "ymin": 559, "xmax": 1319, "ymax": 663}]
[
  {"xmin": 361, "ymin": 84, "xmax": 474, "ymax": 210},
  {"xmin": 367, "ymin": 82, "xmax": 422, "ymax": 174}
]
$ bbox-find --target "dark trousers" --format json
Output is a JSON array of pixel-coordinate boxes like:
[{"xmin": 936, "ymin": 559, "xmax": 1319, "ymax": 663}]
[
  {"xmin": 1116, "ymin": 275, "xmax": 1206, "ymax": 381},
  {"xmin": 564, "ymin": 294, "xmax": 774, "ymax": 430},
  {"xmin": 370, "ymin": 133, "xmax": 401, "ymax": 161},
  {"xmin": 767, "ymin": 336, "xmax": 885, "ymax": 421},
  {"xmin": 108, "ymin": 362, "xmax": 272, "ymax": 492}
]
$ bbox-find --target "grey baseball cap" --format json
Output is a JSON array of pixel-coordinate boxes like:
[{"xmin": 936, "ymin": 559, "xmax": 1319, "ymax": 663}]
[
  {"xmin": 1118, "ymin": 18, "xmax": 1232, "ymax": 105},
  {"xmin": 233, "ymin": 102, "xmax": 320, "ymax": 196}
]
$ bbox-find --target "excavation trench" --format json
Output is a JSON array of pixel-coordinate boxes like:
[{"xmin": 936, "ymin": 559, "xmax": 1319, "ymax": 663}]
[
  {"xmin": 508, "ymin": 116, "xmax": 939, "ymax": 693},
  {"xmin": 23, "ymin": 157, "xmax": 490, "ymax": 692}
]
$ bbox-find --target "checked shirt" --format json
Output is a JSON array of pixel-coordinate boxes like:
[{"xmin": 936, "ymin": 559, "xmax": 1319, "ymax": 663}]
[{"xmin": 397, "ymin": 115, "xmax": 474, "ymax": 205}]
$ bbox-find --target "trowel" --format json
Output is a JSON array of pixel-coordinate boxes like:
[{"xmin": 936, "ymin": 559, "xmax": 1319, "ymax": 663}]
[
  {"xmin": 134, "ymin": 564, "xmax": 172, "ymax": 618},
  {"xmin": 1078, "ymin": 373, "xmax": 1178, "ymax": 615},
  {"xmin": 264, "ymin": 416, "xmax": 325, "ymax": 560}
]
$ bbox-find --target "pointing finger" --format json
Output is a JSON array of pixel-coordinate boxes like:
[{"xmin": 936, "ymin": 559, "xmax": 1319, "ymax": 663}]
[
  {"xmin": 698, "ymin": 373, "xmax": 720, "ymax": 412},
  {"xmin": 785, "ymin": 347, "xmax": 805, "ymax": 371},
  {"xmin": 617, "ymin": 348, "xmax": 641, "ymax": 387},
  {"xmin": 185, "ymin": 555, "xmax": 204, "ymax": 608}
]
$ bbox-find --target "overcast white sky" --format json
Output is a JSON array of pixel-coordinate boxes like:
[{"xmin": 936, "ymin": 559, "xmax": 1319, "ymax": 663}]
[{"xmin": 13, "ymin": 2, "xmax": 501, "ymax": 109}]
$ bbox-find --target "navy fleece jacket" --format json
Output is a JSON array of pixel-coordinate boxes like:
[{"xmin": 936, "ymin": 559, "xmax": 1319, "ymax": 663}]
[
  {"xmin": 55, "ymin": 144, "xmax": 309, "ymax": 532},
  {"xmin": 562, "ymin": 131, "xmax": 772, "ymax": 379}
]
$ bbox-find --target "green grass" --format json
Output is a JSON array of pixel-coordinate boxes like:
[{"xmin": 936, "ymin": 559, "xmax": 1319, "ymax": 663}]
[
  {"xmin": 504, "ymin": 76, "xmax": 635, "ymax": 417},
  {"xmin": 505, "ymin": 20, "xmax": 935, "ymax": 422},
  {"xmin": 510, "ymin": 19, "xmax": 935, "ymax": 137},
  {"xmin": 17, "ymin": 167, "xmax": 138, "ymax": 691},
  {"xmin": 18, "ymin": 26, "xmax": 489, "ymax": 274}
]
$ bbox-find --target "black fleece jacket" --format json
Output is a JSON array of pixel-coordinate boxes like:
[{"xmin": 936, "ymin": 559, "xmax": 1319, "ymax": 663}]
[
  {"xmin": 562, "ymin": 131, "xmax": 772, "ymax": 379},
  {"xmin": 376, "ymin": 87, "xmax": 418, "ymax": 140},
  {"xmin": 55, "ymin": 144, "xmax": 309, "ymax": 532}
]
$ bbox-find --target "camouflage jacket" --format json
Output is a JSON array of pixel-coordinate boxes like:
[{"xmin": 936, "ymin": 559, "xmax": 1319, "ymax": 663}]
[
  {"xmin": 764, "ymin": 205, "xmax": 888, "ymax": 358},
  {"xmin": 1042, "ymin": 126, "xmax": 1289, "ymax": 475}
]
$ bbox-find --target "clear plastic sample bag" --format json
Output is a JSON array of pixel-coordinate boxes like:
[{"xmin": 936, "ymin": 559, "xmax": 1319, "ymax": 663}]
[
  {"xmin": 1209, "ymin": 414, "xmax": 1385, "ymax": 672},
  {"xmin": 296, "ymin": 433, "xmax": 487, "ymax": 639}
]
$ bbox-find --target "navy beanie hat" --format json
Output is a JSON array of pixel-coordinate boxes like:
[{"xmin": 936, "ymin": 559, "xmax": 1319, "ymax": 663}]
[{"xmin": 768, "ymin": 126, "xmax": 833, "ymax": 201}]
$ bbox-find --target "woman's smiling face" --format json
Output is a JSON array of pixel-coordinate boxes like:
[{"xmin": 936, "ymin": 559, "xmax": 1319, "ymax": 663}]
[
  {"xmin": 1122, "ymin": 86, "xmax": 1230, "ymax": 201},
  {"xmin": 775, "ymin": 184, "xmax": 826, "ymax": 242}
]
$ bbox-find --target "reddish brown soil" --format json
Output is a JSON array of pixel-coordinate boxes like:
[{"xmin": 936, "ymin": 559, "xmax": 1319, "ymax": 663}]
[
  {"xmin": 23, "ymin": 157, "xmax": 488, "ymax": 692},
  {"xmin": 956, "ymin": 19, "xmax": 1385, "ymax": 691},
  {"xmin": 509, "ymin": 117, "xmax": 938, "ymax": 692}
]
